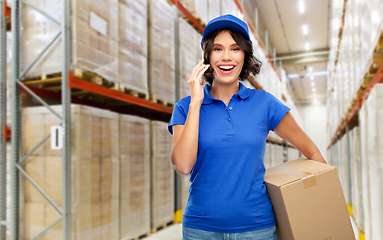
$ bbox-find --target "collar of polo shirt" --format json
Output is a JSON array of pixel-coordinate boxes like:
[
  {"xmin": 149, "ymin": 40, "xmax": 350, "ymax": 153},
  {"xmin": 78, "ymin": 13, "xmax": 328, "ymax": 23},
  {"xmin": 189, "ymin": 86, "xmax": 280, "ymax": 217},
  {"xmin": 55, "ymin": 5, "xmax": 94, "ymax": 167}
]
[{"xmin": 202, "ymin": 82, "xmax": 250, "ymax": 105}]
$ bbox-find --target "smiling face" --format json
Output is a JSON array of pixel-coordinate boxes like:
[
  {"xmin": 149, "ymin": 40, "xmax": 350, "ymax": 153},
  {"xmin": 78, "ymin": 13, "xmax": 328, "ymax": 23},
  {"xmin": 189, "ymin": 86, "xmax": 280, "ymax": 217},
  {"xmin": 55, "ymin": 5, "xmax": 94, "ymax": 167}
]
[{"xmin": 209, "ymin": 30, "xmax": 245, "ymax": 85}]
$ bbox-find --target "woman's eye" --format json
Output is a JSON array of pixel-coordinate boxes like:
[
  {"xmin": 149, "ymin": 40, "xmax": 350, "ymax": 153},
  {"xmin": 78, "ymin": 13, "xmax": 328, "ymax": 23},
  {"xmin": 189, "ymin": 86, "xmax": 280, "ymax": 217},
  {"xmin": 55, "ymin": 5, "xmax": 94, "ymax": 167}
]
[
  {"xmin": 232, "ymin": 48, "xmax": 240, "ymax": 51},
  {"xmin": 214, "ymin": 48, "xmax": 222, "ymax": 51}
]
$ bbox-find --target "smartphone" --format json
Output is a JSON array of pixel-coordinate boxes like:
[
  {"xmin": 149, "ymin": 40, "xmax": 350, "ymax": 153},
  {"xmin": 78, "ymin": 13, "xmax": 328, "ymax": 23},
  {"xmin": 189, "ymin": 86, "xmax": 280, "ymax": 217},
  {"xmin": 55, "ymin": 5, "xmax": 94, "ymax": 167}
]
[{"xmin": 200, "ymin": 51, "xmax": 205, "ymax": 85}]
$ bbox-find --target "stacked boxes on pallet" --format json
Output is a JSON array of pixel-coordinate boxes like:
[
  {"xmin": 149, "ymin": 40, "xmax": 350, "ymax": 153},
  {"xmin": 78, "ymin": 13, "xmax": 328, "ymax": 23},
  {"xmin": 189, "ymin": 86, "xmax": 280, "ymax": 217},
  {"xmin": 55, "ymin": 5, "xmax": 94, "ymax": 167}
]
[
  {"xmin": 148, "ymin": 0, "xmax": 175, "ymax": 104},
  {"xmin": 359, "ymin": 102, "xmax": 371, "ymax": 239},
  {"xmin": 178, "ymin": 17, "xmax": 201, "ymax": 99},
  {"xmin": 362, "ymin": 84, "xmax": 383, "ymax": 240},
  {"xmin": 350, "ymin": 126, "xmax": 363, "ymax": 231},
  {"xmin": 119, "ymin": 115, "xmax": 150, "ymax": 240},
  {"xmin": 150, "ymin": 121, "xmax": 175, "ymax": 231},
  {"xmin": 329, "ymin": 84, "xmax": 383, "ymax": 240},
  {"xmin": 21, "ymin": 0, "xmax": 118, "ymax": 82},
  {"xmin": 220, "ymin": 0, "xmax": 241, "ymax": 18},
  {"xmin": 118, "ymin": 0, "xmax": 148, "ymax": 94},
  {"xmin": 180, "ymin": 174, "xmax": 191, "ymax": 213},
  {"xmin": 21, "ymin": 105, "xmax": 119, "ymax": 240},
  {"xmin": 264, "ymin": 143, "xmax": 298, "ymax": 169},
  {"xmin": 20, "ymin": 105, "xmax": 178, "ymax": 239},
  {"xmin": 20, "ymin": 0, "xmax": 149, "ymax": 94},
  {"xmin": 207, "ymin": 0, "xmax": 220, "ymax": 22}
]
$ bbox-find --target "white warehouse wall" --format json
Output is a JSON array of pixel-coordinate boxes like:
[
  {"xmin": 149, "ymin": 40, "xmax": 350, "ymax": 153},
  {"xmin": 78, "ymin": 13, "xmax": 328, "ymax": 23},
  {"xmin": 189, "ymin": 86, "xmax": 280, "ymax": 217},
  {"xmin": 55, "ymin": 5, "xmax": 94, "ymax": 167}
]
[{"xmin": 299, "ymin": 104, "xmax": 328, "ymax": 161}]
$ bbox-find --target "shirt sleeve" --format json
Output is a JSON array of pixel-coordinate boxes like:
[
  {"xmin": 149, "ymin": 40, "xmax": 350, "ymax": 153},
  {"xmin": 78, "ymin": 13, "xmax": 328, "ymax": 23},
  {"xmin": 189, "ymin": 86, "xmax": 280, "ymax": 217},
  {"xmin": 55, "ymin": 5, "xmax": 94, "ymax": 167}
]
[
  {"xmin": 168, "ymin": 98, "xmax": 189, "ymax": 135},
  {"xmin": 267, "ymin": 92, "xmax": 291, "ymax": 131}
]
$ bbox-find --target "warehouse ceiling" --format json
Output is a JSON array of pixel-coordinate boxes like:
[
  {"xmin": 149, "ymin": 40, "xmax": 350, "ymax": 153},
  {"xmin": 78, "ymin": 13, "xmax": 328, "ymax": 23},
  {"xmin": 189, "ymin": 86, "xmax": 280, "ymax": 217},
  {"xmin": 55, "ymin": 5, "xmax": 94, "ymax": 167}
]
[{"xmin": 246, "ymin": 0, "xmax": 332, "ymax": 105}]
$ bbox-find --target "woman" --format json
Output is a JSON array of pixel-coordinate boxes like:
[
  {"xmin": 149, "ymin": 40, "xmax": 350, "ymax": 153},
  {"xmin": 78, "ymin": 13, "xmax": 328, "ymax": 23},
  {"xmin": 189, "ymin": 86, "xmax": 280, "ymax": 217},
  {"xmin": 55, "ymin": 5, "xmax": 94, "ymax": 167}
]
[{"xmin": 168, "ymin": 14, "xmax": 326, "ymax": 240}]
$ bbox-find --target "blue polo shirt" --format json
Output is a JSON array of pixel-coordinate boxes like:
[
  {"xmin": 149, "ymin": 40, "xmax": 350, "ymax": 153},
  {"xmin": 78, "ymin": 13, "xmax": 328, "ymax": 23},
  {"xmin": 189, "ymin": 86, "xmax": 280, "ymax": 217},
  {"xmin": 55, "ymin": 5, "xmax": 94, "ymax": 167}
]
[{"xmin": 168, "ymin": 82, "xmax": 290, "ymax": 233}]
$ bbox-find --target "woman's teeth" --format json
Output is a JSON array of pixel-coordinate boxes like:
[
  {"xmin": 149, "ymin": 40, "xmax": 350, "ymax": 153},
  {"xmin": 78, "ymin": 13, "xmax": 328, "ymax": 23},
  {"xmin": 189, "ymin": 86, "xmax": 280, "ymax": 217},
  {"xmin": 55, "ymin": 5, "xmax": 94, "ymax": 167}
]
[{"xmin": 219, "ymin": 66, "xmax": 234, "ymax": 70}]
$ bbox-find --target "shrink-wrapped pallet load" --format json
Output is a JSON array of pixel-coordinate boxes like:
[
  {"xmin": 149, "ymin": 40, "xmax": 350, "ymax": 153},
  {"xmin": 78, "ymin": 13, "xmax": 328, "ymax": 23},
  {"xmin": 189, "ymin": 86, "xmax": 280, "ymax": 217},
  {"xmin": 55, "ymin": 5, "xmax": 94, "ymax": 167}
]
[
  {"xmin": 263, "ymin": 143, "xmax": 272, "ymax": 169},
  {"xmin": 118, "ymin": 0, "xmax": 148, "ymax": 94},
  {"xmin": 148, "ymin": 0, "xmax": 175, "ymax": 104},
  {"xmin": 180, "ymin": 174, "xmax": 191, "ymax": 214},
  {"xmin": 208, "ymin": 0, "xmax": 220, "ymax": 22},
  {"xmin": 350, "ymin": 126, "xmax": 363, "ymax": 229},
  {"xmin": 21, "ymin": 0, "xmax": 119, "ymax": 83},
  {"xmin": 178, "ymin": 17, "xmax": 200, "ymax": 99},
  {"xmin": 220, "ymin": 0, "xmax": 241, "ymax": 18},
  {"xmin": 20, "ymin": 0, "xmax": 150, "ymax": 95},
  {"xmin": 359, "ymin": 100, "xmax": 372, "ymax": 240},
  {"xmin": 150, "ymin": 121, "xmax": 174, "ymax": 231},
  {"xmin": 119, "ymin": 115, "xmax": 150, "ymax": 240},
  {"xmin": 364, "ymin": 84, "xmax": 383, "ymax": 240},
  {"xmin": 21, "ymin": 105, "xmax": 119, "ymax": 240},
  {"xmin": 341, "ymin": 136, "xmax": 350, "ymax": 204}
]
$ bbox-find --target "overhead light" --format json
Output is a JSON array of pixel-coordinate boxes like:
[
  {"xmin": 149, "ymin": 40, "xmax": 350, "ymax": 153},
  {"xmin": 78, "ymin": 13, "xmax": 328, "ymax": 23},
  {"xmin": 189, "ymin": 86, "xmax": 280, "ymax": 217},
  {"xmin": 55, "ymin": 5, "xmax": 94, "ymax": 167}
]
[
  {"xmin": 310, "ymin": 76, "xmax": 314, "ymax": 80},
  {"xmin": 308, "ymin": 67, "xmax": 313, "ymax": 72},
  {"xmin": 313, "ymin": 88, "xmax": 316, "ymax": 92},
  {"xmin": 305, "ymin": 42, "xmax": 310, "ymax": 51},
  {"xmin": 311, "ymin": 82, "xmax": 315, "ymax": 86},
  {"xmin": 299, "ymin": 0, "xmax": 305, "ymax": 14},
  {"xmin": 302, "ymin": 24, "xmax": 308, "ymax": 35}
]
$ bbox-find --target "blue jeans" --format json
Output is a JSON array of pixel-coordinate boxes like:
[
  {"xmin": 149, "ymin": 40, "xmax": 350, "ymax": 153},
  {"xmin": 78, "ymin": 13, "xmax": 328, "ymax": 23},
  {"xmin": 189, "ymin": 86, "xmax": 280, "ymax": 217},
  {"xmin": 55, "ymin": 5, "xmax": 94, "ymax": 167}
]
[{"xmin": 182, "ymin": 225, "xmax": 277, "ymax": 240}]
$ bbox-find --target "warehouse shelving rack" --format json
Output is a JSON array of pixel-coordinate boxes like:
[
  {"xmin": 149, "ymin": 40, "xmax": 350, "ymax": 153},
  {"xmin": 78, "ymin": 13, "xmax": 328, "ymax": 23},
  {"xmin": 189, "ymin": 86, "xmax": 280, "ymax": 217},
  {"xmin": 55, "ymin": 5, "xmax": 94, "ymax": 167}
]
[
  {"xmin": 326, "ymin": 2, "xmax": 383, "ymax": 238},
  {"xmin": 6, "ymin": 1, "xmax": 173, "ymax": 240}
]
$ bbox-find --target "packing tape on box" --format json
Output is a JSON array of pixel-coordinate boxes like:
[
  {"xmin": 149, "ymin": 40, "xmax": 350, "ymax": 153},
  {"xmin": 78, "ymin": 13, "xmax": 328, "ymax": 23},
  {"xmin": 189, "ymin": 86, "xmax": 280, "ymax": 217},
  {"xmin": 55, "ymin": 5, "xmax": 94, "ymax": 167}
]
[{"xmin": 273, "ymin": 164, "xmax": 317, "ymax": 188}]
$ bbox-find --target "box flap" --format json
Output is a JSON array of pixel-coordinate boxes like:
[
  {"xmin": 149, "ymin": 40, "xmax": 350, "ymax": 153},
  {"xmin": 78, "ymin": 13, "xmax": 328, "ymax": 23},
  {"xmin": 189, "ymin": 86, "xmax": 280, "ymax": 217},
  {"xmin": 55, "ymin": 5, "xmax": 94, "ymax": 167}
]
[{"xmin": 264, "ymin": 158, "xmax": 335, "ymax": 187}]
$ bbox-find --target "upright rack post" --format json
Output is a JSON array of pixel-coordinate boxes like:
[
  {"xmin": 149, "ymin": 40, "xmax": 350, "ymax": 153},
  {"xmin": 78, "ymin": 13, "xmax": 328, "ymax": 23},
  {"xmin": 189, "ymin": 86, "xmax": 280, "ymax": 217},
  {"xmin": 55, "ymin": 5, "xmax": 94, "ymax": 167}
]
[
  {"xmin": 0, "ymin": 0, "xmax": 8, "ymax": 239},
  {"xmin": 173, "ymin": 1, "xmax": 182, "ymax": 224},
  {"xmin": 10, "ymin": 0, "xmax": 20, "ymax": 239},
  {"xmin": 61, "ymin": 0, "xmax": 71, "ymax": 238},
  {"xmin": 10, "ymin": 0, "xmax": 71, "ymax": 239}
]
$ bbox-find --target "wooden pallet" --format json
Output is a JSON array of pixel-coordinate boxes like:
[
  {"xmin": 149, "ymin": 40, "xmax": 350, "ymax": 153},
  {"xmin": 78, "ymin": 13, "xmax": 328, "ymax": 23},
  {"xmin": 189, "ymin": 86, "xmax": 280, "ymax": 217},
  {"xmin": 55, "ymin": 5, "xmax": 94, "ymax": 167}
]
[
  {"xmin": 150, "ymin": 220, "xmax": 174, "ymax": 234},
  {"xmin": 73, "ymin": 68, "xmax": 119, "ymax": 90},
  {"xmin": 120, "ymin": 87, "xmax": 150, "ymax": 100},
  {"xmin": 150, "ymin": 97, "xmax": 174, "ymax": 107},
  {"xmin": 21, "ymin": 70, "xmax": 153, "ymax": 101},
  {"xmin": 132, "ymin": 232, "xmax": 151, "ymax": 240}
]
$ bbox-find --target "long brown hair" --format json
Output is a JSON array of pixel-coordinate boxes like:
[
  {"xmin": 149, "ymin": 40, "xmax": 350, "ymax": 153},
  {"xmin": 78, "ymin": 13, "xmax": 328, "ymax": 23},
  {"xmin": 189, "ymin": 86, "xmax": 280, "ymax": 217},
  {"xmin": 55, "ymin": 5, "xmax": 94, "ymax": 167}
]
[{"xmin": 202, "ymin": 28, "xmax": 262, "ymax": 85}]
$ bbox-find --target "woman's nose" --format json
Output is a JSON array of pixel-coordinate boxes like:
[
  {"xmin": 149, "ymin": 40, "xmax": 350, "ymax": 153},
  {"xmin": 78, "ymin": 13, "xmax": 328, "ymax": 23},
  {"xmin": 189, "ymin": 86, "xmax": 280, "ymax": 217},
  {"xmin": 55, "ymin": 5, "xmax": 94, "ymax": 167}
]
[{"xmin": 221, "ymin": 50, "xmax": 232, "ymax": 61}]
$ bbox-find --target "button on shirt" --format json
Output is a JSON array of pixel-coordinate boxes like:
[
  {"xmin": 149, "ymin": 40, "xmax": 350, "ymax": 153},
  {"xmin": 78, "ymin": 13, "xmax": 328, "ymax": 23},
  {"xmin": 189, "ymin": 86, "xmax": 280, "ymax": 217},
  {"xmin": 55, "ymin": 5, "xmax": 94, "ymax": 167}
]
[{"xmin": 168, "ymin": 83, "xmax": 290, "ymax": 233}]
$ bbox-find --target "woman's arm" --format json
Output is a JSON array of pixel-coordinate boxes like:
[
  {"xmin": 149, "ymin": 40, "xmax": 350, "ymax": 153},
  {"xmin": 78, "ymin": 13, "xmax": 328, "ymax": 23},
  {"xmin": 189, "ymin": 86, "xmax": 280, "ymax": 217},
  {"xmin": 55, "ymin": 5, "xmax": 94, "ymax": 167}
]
[
  {"xmin": 273, "ymin": 112, "xmax": 327, "ymax": 164},
  {"xmin": 170, "ymin": 60, "xmax": 210, "ymax": 175},
  {"xmin": 171, "ymin": 102, "xmax": 201, "ymax": 175}
]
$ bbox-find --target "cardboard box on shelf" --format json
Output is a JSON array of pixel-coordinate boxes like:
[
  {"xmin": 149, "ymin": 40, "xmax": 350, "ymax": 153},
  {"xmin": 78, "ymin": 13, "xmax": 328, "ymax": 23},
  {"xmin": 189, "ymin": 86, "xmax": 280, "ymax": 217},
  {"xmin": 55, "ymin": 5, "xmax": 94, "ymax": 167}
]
[
  {"xmin": 264, "ymin": 158, "xmax": 355, "ymax": 240},
  {"xmin": 21, "ymin": 105, "xmax": 120, "ymax": 240}
]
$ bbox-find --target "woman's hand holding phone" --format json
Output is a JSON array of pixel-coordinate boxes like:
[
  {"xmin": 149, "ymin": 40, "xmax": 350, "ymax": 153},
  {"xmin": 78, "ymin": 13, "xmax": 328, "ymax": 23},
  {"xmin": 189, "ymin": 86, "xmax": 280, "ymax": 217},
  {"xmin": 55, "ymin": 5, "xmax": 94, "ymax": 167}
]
[{"xmin": 188, "ymin": 59, "xmax": 210, "ymax": 105}]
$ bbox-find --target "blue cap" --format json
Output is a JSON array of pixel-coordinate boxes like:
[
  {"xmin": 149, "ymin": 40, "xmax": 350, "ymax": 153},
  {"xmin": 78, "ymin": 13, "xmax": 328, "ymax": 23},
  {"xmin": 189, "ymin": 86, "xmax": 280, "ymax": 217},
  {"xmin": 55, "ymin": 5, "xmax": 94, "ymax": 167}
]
[{"xmin": 201, "ymin": 14, "xmax": 252, "ymax": 49}]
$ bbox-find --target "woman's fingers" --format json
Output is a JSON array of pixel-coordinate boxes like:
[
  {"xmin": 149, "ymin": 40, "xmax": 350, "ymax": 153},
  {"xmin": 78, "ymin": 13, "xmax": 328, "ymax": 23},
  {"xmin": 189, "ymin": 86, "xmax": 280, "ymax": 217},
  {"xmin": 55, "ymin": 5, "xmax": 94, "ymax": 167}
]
[
  {"xmin": 191, "ymin": 60, "xmax": 207, "ymax": 78},
  {"xmin": 197, "ymin": 65, "xmax": 210, "ymax": 84},
  {"xmin": 189, "ymin": 63, "xmax": 209, "ymax": 85}
]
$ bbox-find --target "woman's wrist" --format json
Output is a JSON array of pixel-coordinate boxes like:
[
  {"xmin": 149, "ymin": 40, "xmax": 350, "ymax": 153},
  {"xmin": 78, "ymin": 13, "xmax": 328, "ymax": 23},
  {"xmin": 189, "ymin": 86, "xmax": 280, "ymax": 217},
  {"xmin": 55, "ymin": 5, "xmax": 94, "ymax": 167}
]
[{"xmin": 190, "ymin": 99, "xmax": 203, "ymax": 106}]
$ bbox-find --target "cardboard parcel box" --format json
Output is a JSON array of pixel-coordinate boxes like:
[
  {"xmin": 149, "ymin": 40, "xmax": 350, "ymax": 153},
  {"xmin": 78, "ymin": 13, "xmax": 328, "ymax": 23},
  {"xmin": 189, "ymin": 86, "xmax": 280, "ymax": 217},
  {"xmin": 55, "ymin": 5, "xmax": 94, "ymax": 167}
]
[{"xmin": 264, "ymin": 158, "xmax": 355, "ymax": 240}]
